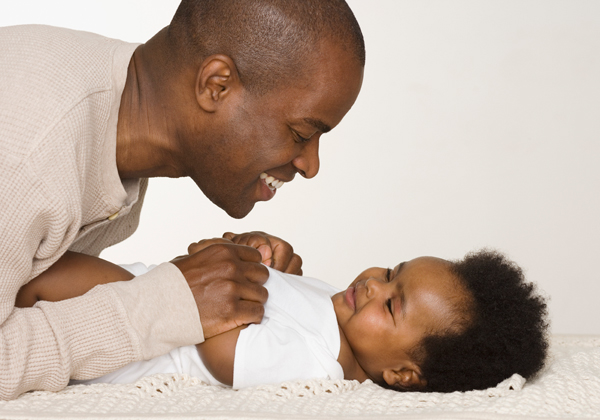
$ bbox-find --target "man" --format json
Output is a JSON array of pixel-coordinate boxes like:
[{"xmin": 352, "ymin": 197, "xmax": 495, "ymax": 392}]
[{"xmin": 0, "ymin": 0, "xmax": 364, "ymax": 399}]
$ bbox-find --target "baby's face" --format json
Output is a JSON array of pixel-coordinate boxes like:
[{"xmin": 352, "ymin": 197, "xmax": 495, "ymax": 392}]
[{"xmin": 331, "ymin": 256, "xmax": 464, "ymax": 387}]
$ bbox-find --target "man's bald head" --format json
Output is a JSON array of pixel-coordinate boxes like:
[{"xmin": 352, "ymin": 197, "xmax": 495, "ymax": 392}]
[{"xmin": 167, "ymin": 0, "xmax": 365, "ymax": 94}]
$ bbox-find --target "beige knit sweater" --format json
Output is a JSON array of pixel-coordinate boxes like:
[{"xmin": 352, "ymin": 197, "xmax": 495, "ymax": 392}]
[{"xmin": 0, "ymin": 25, "xmax": 203, "ymax": 400}]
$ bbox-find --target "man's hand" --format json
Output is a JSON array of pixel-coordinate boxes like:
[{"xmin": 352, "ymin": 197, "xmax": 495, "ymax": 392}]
[
  {"xmin": 172, "ymin": 243, "xmax": 269, "ymax": 340},
  {"xmin": 222, "ymin": 231, "xmax": 303, "ymax": 275}
]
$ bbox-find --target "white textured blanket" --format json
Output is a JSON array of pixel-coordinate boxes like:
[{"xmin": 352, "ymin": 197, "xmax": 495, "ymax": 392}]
[{"xmin": 0, "ymin": 335, "xmax": 598, "ymax": 420}]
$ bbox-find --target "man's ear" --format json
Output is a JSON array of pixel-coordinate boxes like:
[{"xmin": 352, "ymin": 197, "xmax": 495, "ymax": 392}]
[
  {"xmin": 382, "ymin": 362, "xmax": 427, "ymax": 391},
  {"xmin": 195, "ymin": 54, "xmax": 241, "ymax": 113}
]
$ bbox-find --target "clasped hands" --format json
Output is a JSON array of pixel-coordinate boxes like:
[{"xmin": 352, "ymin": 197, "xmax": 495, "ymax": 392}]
[{"xmin": 171, "ymin": 232, "xmax": 302, "ymax": 339}]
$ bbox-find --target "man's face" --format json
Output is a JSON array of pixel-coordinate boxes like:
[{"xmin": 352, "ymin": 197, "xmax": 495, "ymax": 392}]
[
  {"xmin": 332, "ymin": 257, "xmax": 467, "ymax": 385},
  {"xmin": 186, "ymin": 43, "xmax": 364, "ymax": 218}
]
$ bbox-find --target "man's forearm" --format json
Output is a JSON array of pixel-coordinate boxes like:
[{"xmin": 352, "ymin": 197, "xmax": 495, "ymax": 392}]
[
  {"xmin": 2, "ymin": 261, "xmax": 203, "ymax": 400},
  {"xmin": 1, "ymin": 284, "xmax": 142, "ymax": 399}
]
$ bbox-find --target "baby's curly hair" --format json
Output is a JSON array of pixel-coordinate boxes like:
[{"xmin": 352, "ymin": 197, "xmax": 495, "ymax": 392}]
[{"xmin": 406, "ymin": 249, "xmax": 548, "ymax": 393}]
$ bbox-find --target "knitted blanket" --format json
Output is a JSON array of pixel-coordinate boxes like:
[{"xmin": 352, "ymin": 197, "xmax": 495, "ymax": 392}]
[{"xmin": 0, "ymin": 335, "xmax": 598, "ymax": 420}]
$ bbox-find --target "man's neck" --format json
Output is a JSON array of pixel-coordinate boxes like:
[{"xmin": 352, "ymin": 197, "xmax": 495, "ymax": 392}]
[{"xmin": 115, "ymin": 29, "xmax": 185, "ymax": 180}]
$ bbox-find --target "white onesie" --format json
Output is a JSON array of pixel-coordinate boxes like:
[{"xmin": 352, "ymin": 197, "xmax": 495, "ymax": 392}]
[{"xmin": 75, "ymin": 264, "xmax": 343, "ymax": 388}]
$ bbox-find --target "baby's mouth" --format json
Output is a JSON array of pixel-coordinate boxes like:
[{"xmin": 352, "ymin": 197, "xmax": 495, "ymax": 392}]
[
  {"xmin": 260, "ymin": 172, "xmax": 285, "ymax": 191},
  {"xmin": 345, "ymin": 286, "xmax": 356, "ymax": 311}
]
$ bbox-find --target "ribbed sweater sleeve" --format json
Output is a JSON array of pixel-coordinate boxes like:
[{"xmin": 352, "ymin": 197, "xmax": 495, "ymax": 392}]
[{"xmin": 0, "ymin": 25, "xmax": 204, "ymax": 399}]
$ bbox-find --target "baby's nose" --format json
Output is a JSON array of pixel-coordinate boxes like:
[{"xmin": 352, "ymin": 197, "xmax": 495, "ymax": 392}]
[{"xmin": 364, "ymin": 277, "xmax": 384, "ymax": 297}]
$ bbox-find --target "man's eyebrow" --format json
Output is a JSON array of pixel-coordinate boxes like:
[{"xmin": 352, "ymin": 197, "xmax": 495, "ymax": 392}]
[{"xmin": 304, "ymin": 117, "xmax": 332, "ymax": 133}]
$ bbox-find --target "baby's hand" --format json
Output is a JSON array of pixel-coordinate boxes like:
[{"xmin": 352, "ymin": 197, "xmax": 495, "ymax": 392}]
[
  {"xmin": 187, "ymin": 238, "xmax": 233, "ymax": 255},
  {"xmin": 223, "ymin": 233, "xmax": 273, "ymax": 267},
  {"xmin": 171, "ymin": 238, "xmax": 233, "ymax": 264},
  {"xmin": 223, "ymin": 231, "xmax": 303, "ymax": 275}
]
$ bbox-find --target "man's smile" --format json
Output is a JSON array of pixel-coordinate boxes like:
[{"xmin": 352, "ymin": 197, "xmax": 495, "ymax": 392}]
[{"xmin": 260, "ymin": 172, "xmax": 285, "ymax": 191}]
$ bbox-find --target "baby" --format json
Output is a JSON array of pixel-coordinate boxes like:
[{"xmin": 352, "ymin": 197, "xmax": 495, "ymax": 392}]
[{"xmin": 16, "ymin": 240, "xmax": 548, "ymax": 393}]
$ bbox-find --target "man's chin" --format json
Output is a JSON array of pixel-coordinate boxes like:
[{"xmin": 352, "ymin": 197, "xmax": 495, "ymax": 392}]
[
  {"xmin": 220, "ymin": 201, "xmax": 255, "ymax": 219},
  {"xmin": 199, "ymin": 185, "xmax": 256, "ymax": 219}
]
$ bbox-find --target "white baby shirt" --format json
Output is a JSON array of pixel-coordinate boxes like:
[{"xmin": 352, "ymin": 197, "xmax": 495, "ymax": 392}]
[
  {"xmin": 234, "ymin": 266, "xmax": 343, "ymax": 388},
  {"xmin": 75, "ymin": 265, "xmax": 343, "ymax": 388}
]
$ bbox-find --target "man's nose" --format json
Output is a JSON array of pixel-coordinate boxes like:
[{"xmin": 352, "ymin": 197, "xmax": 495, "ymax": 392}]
[{"xmin": 292, "ymin": 137, "xmax": 320, "ymax": 179}]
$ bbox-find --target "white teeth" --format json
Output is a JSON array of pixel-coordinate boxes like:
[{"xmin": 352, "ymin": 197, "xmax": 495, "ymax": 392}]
[{"xmin": 260, "ymin": 172, "xmax": 285, "ymax": 190}]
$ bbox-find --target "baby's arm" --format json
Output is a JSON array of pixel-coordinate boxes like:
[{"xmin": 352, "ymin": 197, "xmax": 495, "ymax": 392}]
[{"xmin": 15, "ymin": 251, "xmax": 134, "ymax": 307}]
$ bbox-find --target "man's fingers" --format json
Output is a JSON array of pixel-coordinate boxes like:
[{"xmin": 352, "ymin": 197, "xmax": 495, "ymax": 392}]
[
  {"xmin": 231, "ymin": 243, "xmax": 265, "ymax": 264},
  {"xmin": 235, "ymin": 276, "xmax": 269, "ymax": 304},
  {"xmin": 233, "ymin": 299, "xmax": 266, "ymax": 327},
  {"xmin": 231, "ymin": 233, "xmax": 274, "ymax": 267},
  {"xmin": 200, "ymin": 297, "xmax": 265, "ymax": 338},
  {"xmin": 175, "ymin": 241, "xmax": 272, "ymax": 339},
  {"xmin": 238, "ymin": 259, "xmax": 270, "ymax": 286}
]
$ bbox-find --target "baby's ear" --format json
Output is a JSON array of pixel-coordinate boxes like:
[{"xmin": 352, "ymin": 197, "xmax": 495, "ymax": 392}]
[{"xmin": 382, "ymin": 363, "xmax": 427, "ymax": 391}]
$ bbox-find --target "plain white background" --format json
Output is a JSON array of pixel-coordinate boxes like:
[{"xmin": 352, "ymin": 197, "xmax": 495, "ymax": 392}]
[{"xmin": 1, "ymin": 1, "xmax": 599, "ymax": 334}]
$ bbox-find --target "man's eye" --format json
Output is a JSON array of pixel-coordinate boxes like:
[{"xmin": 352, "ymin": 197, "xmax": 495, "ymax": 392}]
[
  {"xmin": 386, "ymin": 268, "xmax": 392, "ymax": 282},
  {"xmin": 294, "ymin": 132, "xmax": 311, "ymax": 143}
]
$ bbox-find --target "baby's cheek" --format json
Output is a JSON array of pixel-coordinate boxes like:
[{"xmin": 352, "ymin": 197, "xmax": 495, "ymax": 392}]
[{"xmin": 357, "ymin": 312, "xmax": 388, "ymax": 335}]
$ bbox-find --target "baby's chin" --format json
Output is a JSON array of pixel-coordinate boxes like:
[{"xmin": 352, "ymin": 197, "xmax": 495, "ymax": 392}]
[
  {"xmin": 330, "ymin": 292, "xmax": 346, "ymax": 319},
  {"xmin": 330, "ymin": 291, "xmax": 345, "ymax": 303},
  {"xmin": 332, "ymin": 291, "xmax": 345, "ymax": 299}
]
